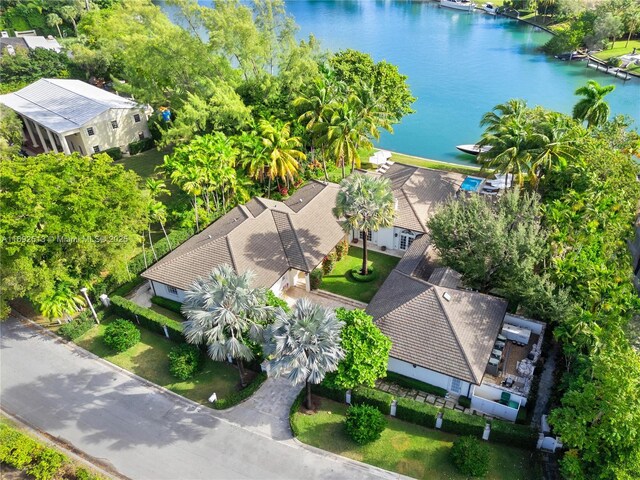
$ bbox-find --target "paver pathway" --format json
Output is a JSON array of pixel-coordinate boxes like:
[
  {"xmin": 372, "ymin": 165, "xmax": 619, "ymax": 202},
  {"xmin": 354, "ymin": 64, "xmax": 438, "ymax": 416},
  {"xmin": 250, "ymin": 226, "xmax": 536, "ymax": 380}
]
[{"xmin": 0, "ymin": 318, "xmax": 407, "ymax": 480}]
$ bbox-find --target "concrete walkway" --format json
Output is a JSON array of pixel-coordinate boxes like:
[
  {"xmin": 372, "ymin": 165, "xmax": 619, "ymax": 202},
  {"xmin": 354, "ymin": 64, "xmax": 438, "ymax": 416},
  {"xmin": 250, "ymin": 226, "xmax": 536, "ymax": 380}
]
[
  {"xmin": 532, "ymin": 341, "xmax": 560, "ymax": 428},
  {"xmin": 0, "ymin": 319, "xmax": 406, "ymax": 480}
]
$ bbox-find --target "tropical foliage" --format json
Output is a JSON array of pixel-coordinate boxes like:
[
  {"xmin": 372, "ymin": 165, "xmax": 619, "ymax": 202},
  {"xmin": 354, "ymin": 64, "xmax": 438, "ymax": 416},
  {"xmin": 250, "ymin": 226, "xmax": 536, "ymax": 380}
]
[
  {"xmin": 572, "ymin": 80, "xmax": 616, "ymax": 128},
  {"xmin": 265, "ymin": 298, "xmax": 345, "ymax": 409}
]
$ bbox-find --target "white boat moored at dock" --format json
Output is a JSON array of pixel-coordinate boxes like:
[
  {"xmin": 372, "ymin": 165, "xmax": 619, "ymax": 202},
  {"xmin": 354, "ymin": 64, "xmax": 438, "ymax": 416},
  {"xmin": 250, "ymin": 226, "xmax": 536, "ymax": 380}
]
[
  {"xmin": 441, "ymin": 0, "xmax": 476, "ymax": 12},
  {"xmin": 456, "ymin": 144, "xmax": 492, "ymax": 155}
]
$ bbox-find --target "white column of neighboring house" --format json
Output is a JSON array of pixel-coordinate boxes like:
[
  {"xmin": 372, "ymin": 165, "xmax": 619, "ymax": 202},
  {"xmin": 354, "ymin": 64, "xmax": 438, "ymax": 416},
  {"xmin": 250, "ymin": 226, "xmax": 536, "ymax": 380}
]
[
  {"xmin": 34, "ymin": 123, "xmax": 49, "ymax": 152},
  {"xmin": 20, "ymin": 115, "xmax": 38, "ymax": 147},
  {"xmin": 45, "ymin": 128, "xmax": 59, "ymax": 153},
  {"xmin": 57, "ymin": 133, "xmax": 71, "ymax": 154},
  {"xmin": 305, "ymin": 273, "xmax": 311, "ymax": 292}
]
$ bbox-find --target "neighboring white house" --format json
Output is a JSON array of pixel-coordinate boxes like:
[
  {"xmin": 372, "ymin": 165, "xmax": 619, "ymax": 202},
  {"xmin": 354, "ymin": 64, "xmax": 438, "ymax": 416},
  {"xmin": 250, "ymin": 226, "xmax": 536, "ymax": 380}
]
[
  {"xmin": 0, "ymin": 78, "xmax": 151, "ymax": 155},
  {"xmin": 142, "ymin": 181, "xmax": 346, "ymax": 302},
  {"xmin": 355, "ymin": 163, "xmax": 464, "ymax": 252},
  {"xmin": 367, "ymin": 235, "xmax": 544, "ymax": 422}
]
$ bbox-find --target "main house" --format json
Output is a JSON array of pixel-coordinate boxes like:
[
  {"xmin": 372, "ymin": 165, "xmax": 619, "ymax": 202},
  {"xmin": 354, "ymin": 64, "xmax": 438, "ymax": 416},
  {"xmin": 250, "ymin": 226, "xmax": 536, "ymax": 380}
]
[
  {"xmin": 354, "ymin": 163, "xmax": 464, "ymax": 252},
  {"xmin": 367, "ymin": 234, "xmax": 545, "ymax": 422},
  {"xmin": 0, "ymin": 78, "xmax": 151, "ymax": 156},
  {"xmin": 142, "ymin": 181, "xmax": 346, "ymax": 301}
]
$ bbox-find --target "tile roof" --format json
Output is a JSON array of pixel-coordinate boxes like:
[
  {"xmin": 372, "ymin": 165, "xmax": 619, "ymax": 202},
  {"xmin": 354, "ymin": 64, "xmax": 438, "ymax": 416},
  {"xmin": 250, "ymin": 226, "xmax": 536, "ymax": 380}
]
[
  {"xmin": 0, "ymin": 79, "xmax": 140, "ymax": 134},
  {"xmin": 379, "ymin": 163, "xmax": 464, "ymax": 232},
  {"xmin": 142, "ymin": 181, "xmax": 345, "ymax": 291},
  {"xmin": 366, "ymin": 238, "xmax": 507, "ymax": 384}
]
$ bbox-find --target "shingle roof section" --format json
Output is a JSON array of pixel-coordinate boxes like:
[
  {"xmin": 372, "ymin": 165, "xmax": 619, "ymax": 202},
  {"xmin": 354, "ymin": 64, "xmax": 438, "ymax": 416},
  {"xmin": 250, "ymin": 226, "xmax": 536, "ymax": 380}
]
[
  {"xmin": 142, "ymin": 181, "xmax": 344, "ymax": 290},
  {"xmin": 0, "ymin": 78, "xmax": 140, "ymax": 134},
  {"xmin": 380, "ymin": 163, "xmax": 464, "ymax": 232},
  {"xmin": 429, "ymin": 267, "xmax": 462, "ymax": 289},
  {"xmin": 395, "ymin": 234, "xmax": 430, "ymax": 275},
  {"xmin": 367, "ymin": 267, "xmax": 507, "ymax": 384}
]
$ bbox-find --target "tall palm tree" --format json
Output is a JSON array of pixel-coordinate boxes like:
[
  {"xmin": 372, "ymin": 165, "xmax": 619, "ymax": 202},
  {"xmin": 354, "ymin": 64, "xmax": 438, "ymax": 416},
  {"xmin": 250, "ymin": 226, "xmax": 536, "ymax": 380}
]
[
  {"xmin": 259, "ymin": 118, "xmax": 306, "ymax": 190},
  {"xmin": 572, "ymin": 80, "xmax": 616, "ymax": 128},
  {"xmin": 237, "ymin": 131, "xmax": 270, "ymax": 183},
  {"xmin": 46, "ymin": 13, "xmax": 63, "ymax": 38},
  {"xmin": 333, "ymin": 173, "xmax": 395, "ymax": 275},
  {"xmin": 265, "ymin": 298, "xmax": 345, "ymax": 409},
  {"xmin": 164, "ymin": 157, "xmax": 203, "ymax": 231},
  {"xmin": 59, "ymin": 5, "xmax": 80, "ymax": 36},
  {"xmin": 182, "ymin": 265, "xmax": 272, "ymax": 387},
  {"xmin": 38, "ymin": 283, "xmax": 85, "ymax": 324},
  {"xmin": 146, "ymin": 178, "xmax": 172, "ymax": 251}
]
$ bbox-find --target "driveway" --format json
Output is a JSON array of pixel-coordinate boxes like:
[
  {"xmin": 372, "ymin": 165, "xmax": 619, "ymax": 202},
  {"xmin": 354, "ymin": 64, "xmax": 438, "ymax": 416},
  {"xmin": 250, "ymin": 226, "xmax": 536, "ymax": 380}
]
[{"xmin": 0, "ymin": 319, "xmax": 403, "ymax": 480}]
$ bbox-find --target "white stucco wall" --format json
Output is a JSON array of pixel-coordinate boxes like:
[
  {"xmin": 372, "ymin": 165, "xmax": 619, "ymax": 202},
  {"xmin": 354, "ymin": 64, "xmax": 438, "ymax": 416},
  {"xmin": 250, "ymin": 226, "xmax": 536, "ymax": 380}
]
[
  {"xmin": 388, "ymin": 357, "xmax": 473, "ymax": 396},
  {"xmin": 77, "ymin": 107, "xmax": 150, "ymax": 154},
  {"xmin": 151, "ymin": 280, "xmax": 186, "ymax": 302},
  {"xmin": 376, "ymin": 228, "xmax": 395, "ymax": 250},
  {"xmin": 270, "ymin": 271, "xmax": 291, "ymax": 296}
]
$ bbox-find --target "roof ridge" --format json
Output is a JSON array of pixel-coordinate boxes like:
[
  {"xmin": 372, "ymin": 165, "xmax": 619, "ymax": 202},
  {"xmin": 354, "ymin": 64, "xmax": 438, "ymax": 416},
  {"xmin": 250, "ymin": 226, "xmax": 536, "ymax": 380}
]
[
  {"xmin": 45, "ymin": 79, "xmax": 116, "ymax": 109},
  {"xmin": 400, "ymin": 187, "xmax": 426, "ymax": 231},
  {"xmin": 374, "ymin": 271, "xmax": 432, "ymax": 324},
  {"xmin": 14, "ymin": 81, "xmax": 88, "ymax": 128},
  {"xmin": 225, "ymin": 235, "xmax": 238, "ymax": 272},
  {"xmin": 433, "ymin": 289, "xmax": 479, "ymax": 384},
  {"xmin": 271, "ymin": 210, "xmax": 310, "ymax": 272}
]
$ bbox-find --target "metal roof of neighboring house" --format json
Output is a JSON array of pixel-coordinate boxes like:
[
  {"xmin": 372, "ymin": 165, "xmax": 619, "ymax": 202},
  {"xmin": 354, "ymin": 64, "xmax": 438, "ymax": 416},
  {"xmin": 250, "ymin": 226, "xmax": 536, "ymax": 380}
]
[
  {"xmin": 22, "ymin": 36, "xmax": 62, "ymax": 52},
  {"xmin": 380, "ymin": 163, "xmax": 464, "ymax": 232},
  {"xmin": 0, "ymin": 78, "xmax": 140, "ymax": 134},
  {"xmin": 366, "ymin": 238, "xmax": 507, "ymax": 384},
  {"xmin": 142, "ymin": 181, "xmax": 345, "ymax": 291}
]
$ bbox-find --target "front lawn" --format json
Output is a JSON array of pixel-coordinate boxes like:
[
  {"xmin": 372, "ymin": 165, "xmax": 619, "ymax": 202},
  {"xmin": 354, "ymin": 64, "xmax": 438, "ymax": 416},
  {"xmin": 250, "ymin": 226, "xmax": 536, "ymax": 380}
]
[
  {"xmin": 293, "ymin": 399, "xmax": 540, "ymax": 480},
  {"xmin": 320, "ymin": 247, "xmax": 400, "ymax": 303},
  {"xmin": 593, "ymin": 40, "xmax": 640, "ymax": 62},
  {"xmin": 76, "ymin": 316, "xmax": 240, "ymax": 404}
]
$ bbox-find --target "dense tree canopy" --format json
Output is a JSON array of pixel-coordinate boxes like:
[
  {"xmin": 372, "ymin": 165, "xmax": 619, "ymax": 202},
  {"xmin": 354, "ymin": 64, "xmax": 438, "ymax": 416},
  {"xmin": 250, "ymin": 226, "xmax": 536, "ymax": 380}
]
[
  {"xmin": 0, "ymin": 105, "xmax": 23, "ymax": 157},
  {"xmin": 0, "ymin": 153, "xmax": 147, "ymax": 317}
]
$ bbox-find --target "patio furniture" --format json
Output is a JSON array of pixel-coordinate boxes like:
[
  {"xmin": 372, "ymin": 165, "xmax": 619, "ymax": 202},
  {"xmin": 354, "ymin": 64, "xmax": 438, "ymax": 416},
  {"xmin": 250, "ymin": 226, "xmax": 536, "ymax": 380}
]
[
  {"xmin": 497, "ymin": 333, "xmax": 507, "ymax": 342},
  {"xmin": 494, "ymin": 340, "xmax": 506, "ymax": 350},
  {"xmin": 491, "ymin": 349, "xmax": 503, "ymax": 359}
]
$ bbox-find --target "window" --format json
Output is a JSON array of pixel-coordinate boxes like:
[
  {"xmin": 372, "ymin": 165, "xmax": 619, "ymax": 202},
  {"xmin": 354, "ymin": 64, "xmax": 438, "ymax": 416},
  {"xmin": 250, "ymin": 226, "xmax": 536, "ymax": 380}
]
[
  {"xmin": 133, "ymin": 113, "xmax": 141, "ymax": 123},
  {"xmin": 138, "ymin": 132, "xmax": 145, "ymax": 140},
  {"xmin": 450, "ymin": 378, "xmax": 462, "ymax": 394},
  {"xmin": 92, "ymin": 145, "xmax": 100, "ymax": 153},
  {"xmin": 167, "ymin": 285, "xmax": 178, "ymax": 295},
  {"xmin": 359, "ymin": 230, "xmax": 372, "ymax": 241},
  {"xmin": 111, "ymin": 120, "xmax": 119, "ymax": 129},
  {"xmin": 86, "ymin": 127, "xmax": 95, "ymax": 136}
]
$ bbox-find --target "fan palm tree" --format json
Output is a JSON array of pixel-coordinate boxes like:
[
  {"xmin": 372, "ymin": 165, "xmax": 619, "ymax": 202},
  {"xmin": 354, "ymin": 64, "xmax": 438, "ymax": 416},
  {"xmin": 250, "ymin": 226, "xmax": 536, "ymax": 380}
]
[
  {"xmin": 38, "ymin": 283, "xmax": 85, "ymax": 324},
  {"xmin": 181, "ymin": 265, "xmax": 272, "ymax": 387},
  {"xmin": 265, "ymin": 298, "xmax": 345, "ymax": 409},
  {"xmin": 333, "ymin": 173, "xmax": 395, "ymax": 275},
  {"xmin": 572, "ymin": 80, "xmax": 616, "ymax": 128},
  {"xmin": 46, "ymin": 13, "xmax": 63, "ymax": 38},
  {"xmin": 59, "ymin": 5, "xmax": 80, "ymax": 36},
  {"xmin": 259, "ymin": 118, "xmax": 306, "ymax": 188}
]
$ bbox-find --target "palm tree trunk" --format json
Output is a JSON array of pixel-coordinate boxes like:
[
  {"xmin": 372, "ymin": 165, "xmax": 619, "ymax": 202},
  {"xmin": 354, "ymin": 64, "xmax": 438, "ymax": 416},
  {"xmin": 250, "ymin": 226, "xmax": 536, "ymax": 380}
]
[
  {"xmin": 160, "ymin": 222, "xmax": 172, "ymax": 251},
  {"xmin": 306, "ymin": 381, "xmax": 312, "ymax": 410},
  {"xmin": 626, "ymin": 30, "xmax": 632, "ymax": 48},
  {"xmin": 193, "ymin": 194, "xmax": 200, "ymax": 231},
  {"xmin": 321, "ymin": 148, "xmax": 329, "ymax": 181},
  {"xmin": 362, "ymin": 232, "xmax": 368, "ymax": 275},
  {"xmin": 141, "ymin": 240, "xmax": 148, "ymax": 269},
  {"xmin": 55, "ymin": 24, "xmax": 62, "ymax": 37},
  {"xmin": 71, "ymin": 18, "xmax": 78, "ymax": 36},
  {"xmin": 267, "ymin": 177, "xmax": 272, "ymax": 199},
  {"xmin": 237, "ymin": 359, "xmax": 246, "ymax": 388},
  {"xmin": 341, "ymin": 156, "xmax": 346, "ymax": 179},
  {"xmin": 148, "ymin": 227, "xmax": 158, "ymax": 261}
]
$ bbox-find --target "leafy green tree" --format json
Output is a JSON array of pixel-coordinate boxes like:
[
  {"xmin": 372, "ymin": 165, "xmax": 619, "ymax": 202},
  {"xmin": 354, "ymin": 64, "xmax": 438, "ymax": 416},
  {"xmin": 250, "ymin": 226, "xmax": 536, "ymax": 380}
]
[
  {"xmin": 37, "ymin": 282, "xmax": 86, "ymax": 324},
  {"xmin": 0, "ymin": 48, "xmax": 70, "ymax": 90},
  {"xmin": 265, "ymin": 298, "xmax": 345, "ymax": 409},
  {"xmin": 592, "ymin": 11, "xmax": 624, "ymax": 49},
  {"xmin": 182, "ymin": 265, "xmax": 272, "ymax": 387},
  {"xmin": 572, "ymin": 80, "xmax": 615, "ymax": 128},
  {"xmin": 333, "ymin": 308, "xmax": 391, "ymax": 389},
  {"xmin": 59, "ymin": 4, "xmax": 82, "ymax": 36},
  {"xmin": 333, "ymin": 173, "xmax": 395, "ymax": 276},
  {"xmin": 623, "ymin": 5, "xmax": 640, "ymax": 47},
  {"xmin": 0, "ymin": 153, "xmax": 147, "ymax": 318},
  {"xmin": 0, "ymin": 105, "xmax": 23, "ymax": 157}
]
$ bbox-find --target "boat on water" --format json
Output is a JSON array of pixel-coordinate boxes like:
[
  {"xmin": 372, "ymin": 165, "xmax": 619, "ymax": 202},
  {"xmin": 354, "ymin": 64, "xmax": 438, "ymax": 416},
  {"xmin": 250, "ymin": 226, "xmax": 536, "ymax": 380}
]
[
  {"xmin": 456, "ymin": 144, "xmax": 492, "ymax": 155},
  {"xmin": 483, "ymin": 3, "xmax": 498, "ymax": 14},
  {"xmin": 440, "ymin": 0, "xmax": 476, "ymax": 12}
]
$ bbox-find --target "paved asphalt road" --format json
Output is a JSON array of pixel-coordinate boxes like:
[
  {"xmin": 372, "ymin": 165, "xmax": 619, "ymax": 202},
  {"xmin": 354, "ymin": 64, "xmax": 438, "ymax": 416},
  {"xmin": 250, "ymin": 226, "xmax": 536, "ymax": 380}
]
[{"xmin": 0, "ymin": 319, "xmax": 403, "ymax": 480}]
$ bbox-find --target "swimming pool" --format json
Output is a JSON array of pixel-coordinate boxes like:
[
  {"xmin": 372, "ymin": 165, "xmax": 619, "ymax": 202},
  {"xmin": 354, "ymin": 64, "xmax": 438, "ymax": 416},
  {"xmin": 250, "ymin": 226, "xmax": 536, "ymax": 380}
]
[{"xmin": 460, "ymin": 176, "xmax": 484, "ymax": 193}]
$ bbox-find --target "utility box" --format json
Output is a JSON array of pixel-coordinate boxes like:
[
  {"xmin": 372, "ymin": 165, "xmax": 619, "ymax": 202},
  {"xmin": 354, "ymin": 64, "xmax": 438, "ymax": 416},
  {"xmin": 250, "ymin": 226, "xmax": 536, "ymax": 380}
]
[{"xmin": 501, "ymin": 323, "xmax": 531, "ymax": 345}]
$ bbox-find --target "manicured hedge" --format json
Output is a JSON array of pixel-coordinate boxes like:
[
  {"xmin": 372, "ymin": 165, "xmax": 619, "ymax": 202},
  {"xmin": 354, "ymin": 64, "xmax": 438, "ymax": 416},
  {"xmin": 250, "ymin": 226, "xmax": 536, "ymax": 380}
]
[
  {"xmin": 212, "ymin": 373, "xmax": 267, "ymax": 410},
  {"xmin": 311, "ymin": 380, "xmax": 347, "ymax": 403},
  {"xmin": 128, "ymin": 137, "xmax": 154, "ymax": 155},
  {"xmin": 102, "ymin": 147, "xmax": 123, "ymax": 161},
  {"xmin": 110, "ymin": 295, "xmax": 184, "ymax": 343},
  {"xmin": 350, "ymin": 267, "xmax": 378, "ymax": 282},
  {"xmin": 458, "ymin": 395, "xmax": 471, "ymax": 408},
  {"xmin": 351, "ymin": 385, "xmax": 394, "ymax": 415},
  {"xmin": 490, "ymin": 419, "xmax": 538, "ymax": 450},
  {"xmin": 310, "ymin": 269, "xmax": 323, "ymax": 290},
  {"xmin": 385, "ymin": 371, "xmax": 448, "ymax": 397},
  {"xmin": 395, "ymin": 397, "xmax": 441, "ymax": 429},
  {"xmin": 151, "ymin": 295, "xmax": 183, "ymax": 315},
  {"xmin": 441, "ymin": 408, "xmax": 486, "ymax": 437},
  {"xmin": 58, "ymin": 312, "xmax": 95, "ymax": 340}
]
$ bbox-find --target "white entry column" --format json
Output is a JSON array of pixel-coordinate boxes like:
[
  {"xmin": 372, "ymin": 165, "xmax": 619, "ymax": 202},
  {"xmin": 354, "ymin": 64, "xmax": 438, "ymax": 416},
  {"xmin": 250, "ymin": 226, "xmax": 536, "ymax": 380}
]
[
  {"xmin": 20, "ymin": 116, "xmax": 39, "ymax": 147},
  {"xmin": 45, "ymin": 129, "xmax": 59, "ymax": 153},
  {"xmin": 35, "ymin": 123, "xmax": 49, "ymax": 152},
  {"xmin": 57, "ymin": 133, "xmax": 71, "ymax": 154}
]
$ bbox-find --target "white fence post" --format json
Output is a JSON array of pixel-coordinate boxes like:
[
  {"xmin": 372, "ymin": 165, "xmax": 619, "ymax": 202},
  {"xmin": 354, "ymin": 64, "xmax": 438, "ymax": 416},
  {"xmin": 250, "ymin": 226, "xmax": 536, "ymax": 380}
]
[
  {"xmin": 390, "ymin": 399, "xmax": 397, "ymax": 417},
  {"xmin": 345, "ymin": 390, "xmax": 352, "ymax": 405}
]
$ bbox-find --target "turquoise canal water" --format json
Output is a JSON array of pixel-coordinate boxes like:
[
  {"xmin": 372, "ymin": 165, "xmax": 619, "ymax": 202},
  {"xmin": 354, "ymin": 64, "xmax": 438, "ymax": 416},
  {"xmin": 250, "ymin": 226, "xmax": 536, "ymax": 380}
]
[{"xmin": 158, "ymin": 0, "xmax": 640, "ymax": 164}]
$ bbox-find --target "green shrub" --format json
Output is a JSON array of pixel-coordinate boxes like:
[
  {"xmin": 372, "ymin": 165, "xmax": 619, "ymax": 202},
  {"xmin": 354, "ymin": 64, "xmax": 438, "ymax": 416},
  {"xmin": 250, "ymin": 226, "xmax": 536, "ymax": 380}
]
[
  {"xmin": 75, "ymin": 468, "xmax": 102, "ymax": 480},
  {"xmin": 385, "ymin": 371, "xmax": 448, "ymax": 397},
  {"xmin": 128, "ymin": 137, "xmax": 154, "ymax": 155},
  {"xmin": 322, "ymin": 255, "xmax": 335, "ymax": 274},
  {"xmin": 212, "ymin": 373, "xmax": 267, "ymax": 409},
  {"xmin": 450, "ymin": 436, "xmax": 490, "ymax": 477},
  {"xmin": 311, "ymin": 376, "xmax": 347, "ymax": 403},
  {"xmin": 607, "ymin": 57, "xmax": 622, "ymax": 68},
  {"xmin": 458, "ymin": 395, "xmax": 471, "ymax": 408},
  {"xmin": 345, "ymin": 404, "xmax": 387, "ymax": 445},
  {"xmin": 58, "ymin": 313, "xmax": 95, "ymax": 340},
  {"xmin": 110, "ymin": 295, "xmax": 184, "ymax": 343},
  {"xmin": 490, "ymin": 419, "xmax": 538, "ymax": 450},
  {"xmin": 103, "ymin": 319, "xmax": 140, "ymax": 352},
  {"xmin": 150, "ymin": 295, "xmax": 183, "ymax": 314},
  {"xmin": 351, "ymin": 385, "xmax": 394, "ymax": 415},
  {"xmin": 350, "ymin": 266, "xmax": 377, "ymax": 282},
  {"xmin": 26, "ymin": 448, "xmax": 65, "ymax": 480},
  {"xmin": 1, "ymin": 430, "xmax": 38, "ymax": 469},
  {"xmin": 335, "ymin": 238, "xmax": 349, "ymax": 260},
  {"xmin": 395, "ymin": 397, "xmax": 441, "ymax": 428},
  {"xmin": 441, "ymin": 409, "xmax": 486, "ymax": 437},
  {"xmin": 266, "ymin": 290, "xmax": 290, "ymax": 312},
  {"xmin": 168, "ymin": 344, "xmax": 200, "ymax": 380},
  {"xmin": 310, "ymin": 269, "xmax": 323, "ymax": 290},
  {"xmin": 101, "ymin": 147, "xmax": 123, "ymax": 161}
]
